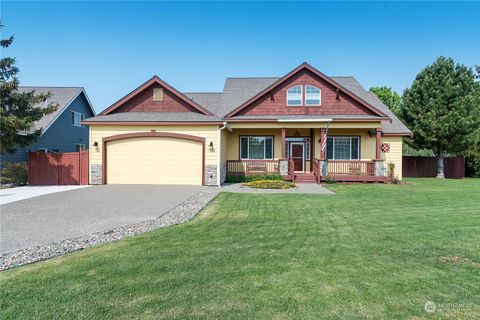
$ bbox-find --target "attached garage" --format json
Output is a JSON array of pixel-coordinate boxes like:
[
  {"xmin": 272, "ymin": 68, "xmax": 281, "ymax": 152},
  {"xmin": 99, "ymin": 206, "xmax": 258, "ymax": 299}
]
[{"xmin": 103, "ymin": 132, "xmax": 205, "ymax": 185}]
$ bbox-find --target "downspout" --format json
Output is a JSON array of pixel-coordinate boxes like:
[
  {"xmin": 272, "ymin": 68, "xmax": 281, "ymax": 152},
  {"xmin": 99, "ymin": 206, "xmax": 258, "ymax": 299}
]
[{"xmin": 217, "ymin": 121, "xmax": 228, "ymax": 187}]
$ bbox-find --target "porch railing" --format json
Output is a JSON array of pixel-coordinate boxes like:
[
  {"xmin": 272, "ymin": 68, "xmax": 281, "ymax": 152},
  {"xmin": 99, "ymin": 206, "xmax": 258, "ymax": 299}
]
[
  {"xmin": 327, "ymin": 160, "xmax": 375, "ymax": 176},
  {"xmin": 226, "ymin": 160, "xmax": 279, "ymax": 175}
]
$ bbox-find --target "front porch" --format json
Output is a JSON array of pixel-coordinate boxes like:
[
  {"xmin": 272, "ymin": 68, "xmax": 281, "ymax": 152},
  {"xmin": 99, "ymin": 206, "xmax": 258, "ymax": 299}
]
[
  {"xmin": 226, "ymin": 159, "xmax": 387, "ymax": 183},
  {"xmin": 224, "ymin": 124, "xmax": 390, "ymax": 184}
]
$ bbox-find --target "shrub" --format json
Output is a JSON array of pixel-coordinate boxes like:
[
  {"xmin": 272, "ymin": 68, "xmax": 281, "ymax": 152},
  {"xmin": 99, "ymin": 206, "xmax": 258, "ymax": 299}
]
[
  {"xmin": 325, "ymin": 176, "xmax": 337, "ymax": 184},
  {"xmin": 387, "ymin": 162, "xmax": 401, "ymax": 184},
  {"xmin": 225, "ymin": 174, "xmax": 283, "ymax": 183},
  {"xmin": 1, "ymin": 162, "xmax": 28, "ymax": 186},
  {"xmin": 243, "ymin": 180, "xmax": 296, "ymax": 189}
]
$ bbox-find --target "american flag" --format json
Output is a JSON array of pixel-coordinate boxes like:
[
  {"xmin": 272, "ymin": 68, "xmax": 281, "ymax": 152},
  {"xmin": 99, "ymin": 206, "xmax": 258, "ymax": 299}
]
[{"xmin": 321, "ymin": 136, "xmax": 327, "ymax": 154}]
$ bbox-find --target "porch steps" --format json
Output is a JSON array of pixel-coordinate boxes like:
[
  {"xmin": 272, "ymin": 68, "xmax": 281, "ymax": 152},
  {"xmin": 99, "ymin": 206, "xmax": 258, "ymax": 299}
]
[{"xmin": 294, "ymin": 174, "xmax": 317, "ymax": 184}]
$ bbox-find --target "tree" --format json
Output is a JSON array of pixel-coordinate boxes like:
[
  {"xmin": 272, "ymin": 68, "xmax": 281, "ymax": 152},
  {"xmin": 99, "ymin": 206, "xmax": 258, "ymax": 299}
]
[
  {"xmin": 0, "ymin": 24, "xmax": 57, "ymax": 154},
  {"xmin": 369, "ymin": 86, "xmax": 402, "ymax": 116},
  {"xmin": 401, "ymin": 56, "xmax": 480, "ymax": 178}
]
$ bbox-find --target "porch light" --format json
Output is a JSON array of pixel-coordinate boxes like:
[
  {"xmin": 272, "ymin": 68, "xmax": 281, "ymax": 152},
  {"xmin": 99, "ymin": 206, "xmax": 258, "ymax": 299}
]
[
  {"xmin": 93, "ymin": 141, "xmax": 99, "ymax": 147},
  {"xmin": 368, "ymin": 129, "xmax": 376, "ymax": 138},
  {"xmin": 209, "ymin": 141, "xmax": 215, "ymax": 152}
]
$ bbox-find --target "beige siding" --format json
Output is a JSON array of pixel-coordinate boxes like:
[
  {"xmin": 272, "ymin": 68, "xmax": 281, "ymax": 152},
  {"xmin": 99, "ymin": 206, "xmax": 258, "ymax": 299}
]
[
  {"xmin": 89, "ymin": 125, "xmax": 219, "ymax": 184},
  {"xmin": 226, "ymin": 128, "xmax": 379, "ymax": 161},
  {"xmin": 106, "ymin": 137, "xmax": 202, "ymax": 185},
  {"xmin": 227, "ymin": 129, "xmax": 281, "ymax": 160},
  {"xmin": 325, "ymin": 129, "xmax": 376, "ymax": 161},
  {"xmin": 382, "ymin": 137, "xmax": 403, "ymax": 180},
  {"xmin": 220, "ymin": 128, "xmax": 228, "ymax": 165}
]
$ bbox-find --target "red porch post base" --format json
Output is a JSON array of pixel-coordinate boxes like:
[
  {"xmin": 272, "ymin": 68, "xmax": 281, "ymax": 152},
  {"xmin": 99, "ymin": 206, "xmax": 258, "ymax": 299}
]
[{"xmin": 376, "ymin": 129, "xmax": 382, "ymax": 160}]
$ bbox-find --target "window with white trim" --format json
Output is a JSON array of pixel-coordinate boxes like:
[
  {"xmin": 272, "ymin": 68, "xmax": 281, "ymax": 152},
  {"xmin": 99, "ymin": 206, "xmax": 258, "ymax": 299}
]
[
  {"xmin": 75, "ymin": 144, "xmax": 86, "ymax": 151},
  {"xmin": 71, "ymin": 111, "xmax": 84, "ymax": 127},
  {"xmin": 305, "ymin": 85, "xmax": 321, "ymax": 106},
  {"xmin": 287, "ymin": 85, "xmax": 302, "ymax": 106},
  {"xmin": 326, "ymin": 137, "xmax": 359, "ymax": 160},
  {"xmin": 240, "ymin": 136, "xmax": 273, "ymax": 159}
]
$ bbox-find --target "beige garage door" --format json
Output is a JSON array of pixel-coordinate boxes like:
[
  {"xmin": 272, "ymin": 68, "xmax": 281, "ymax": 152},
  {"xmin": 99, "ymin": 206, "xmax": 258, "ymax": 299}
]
[{"xmin": 106, "ymin": 137, "xmax": 203, "ymax": 185}]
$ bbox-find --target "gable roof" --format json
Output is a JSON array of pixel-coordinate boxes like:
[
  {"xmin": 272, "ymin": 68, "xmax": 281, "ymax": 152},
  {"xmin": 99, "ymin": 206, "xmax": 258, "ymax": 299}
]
[
  {"xmin": 224, "ymin": 63, "xmax": 388, "ymax": 118},
  {"xmin": 332, "ymin": 77, "xmax": 411, "ymax": 135},
  {"xmin": 18, "ymin": 86, "xmax": 96, "ymax": 135},
  {"xmin": 100, "ymin": 76, "xmax": 214, "ymax": 116},
  {"xmin": 184, "ymin": 76, "xmax": 409, "ymax": 135},
  {"xmin": 85, "ymin": 64, "xmax": 411, "ymax": 136}
]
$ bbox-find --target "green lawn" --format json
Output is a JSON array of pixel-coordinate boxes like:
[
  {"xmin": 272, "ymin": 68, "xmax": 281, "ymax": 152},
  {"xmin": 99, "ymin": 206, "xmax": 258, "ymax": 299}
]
[{"xmin": 1, "ymin": 179, "xmax": 479, "ymax": 319}]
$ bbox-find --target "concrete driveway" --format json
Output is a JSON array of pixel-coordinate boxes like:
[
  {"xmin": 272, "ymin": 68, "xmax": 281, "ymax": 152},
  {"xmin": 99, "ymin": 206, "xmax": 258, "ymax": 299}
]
[
  {"xmin": 0, "ymin": 185, "xmax": 207, "ymax": 254},
  {"xmin": 0, "ymin": 185, "xmax": 91, "ymax": 205}
]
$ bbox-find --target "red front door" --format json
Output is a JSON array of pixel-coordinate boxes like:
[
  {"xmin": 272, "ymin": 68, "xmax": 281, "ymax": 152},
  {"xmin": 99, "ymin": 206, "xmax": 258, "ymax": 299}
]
[{"xmin": 291, "ymin": 143, "xmax": 304, "ymax": 172}]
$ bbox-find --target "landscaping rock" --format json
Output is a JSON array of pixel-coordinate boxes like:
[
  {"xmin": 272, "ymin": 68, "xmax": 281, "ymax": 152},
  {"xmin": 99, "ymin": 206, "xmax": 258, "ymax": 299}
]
[{"xmin": 0, "ymin": 188, "xmax": 219, "ymax": 271}]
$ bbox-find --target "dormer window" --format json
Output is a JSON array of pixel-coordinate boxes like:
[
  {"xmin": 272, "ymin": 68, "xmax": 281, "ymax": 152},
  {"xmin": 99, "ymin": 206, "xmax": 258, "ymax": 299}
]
[
  {"xmin": 305, "ymin": 85, "xmax": 321, "ymax": 106},
  {"xmin": 287, "ymin": 85, "xmax": 302, "ymax": 106}
]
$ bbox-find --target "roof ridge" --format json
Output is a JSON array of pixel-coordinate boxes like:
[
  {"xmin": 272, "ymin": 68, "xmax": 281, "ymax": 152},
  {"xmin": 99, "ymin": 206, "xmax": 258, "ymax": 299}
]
[
  {"xmin": 19, "ymin": 86, "xmax": 83, "ymax": 89},
  {"xmin": 184, "ymin": 91, "xmax": 223, "ymax": 94},
  {"xmin": 225, "ymin": 77, "xmax": 280, "ymax": 79}
]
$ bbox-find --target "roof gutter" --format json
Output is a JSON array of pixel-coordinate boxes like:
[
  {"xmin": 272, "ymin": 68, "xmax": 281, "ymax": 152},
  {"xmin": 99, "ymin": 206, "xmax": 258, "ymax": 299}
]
[
  {"xmin": 217, "ymin": 121, "xmax": 231, "ymax": 187},
  {"xmin": 277, "ymin": 118, "xmax": 333, "ymax": 123}
]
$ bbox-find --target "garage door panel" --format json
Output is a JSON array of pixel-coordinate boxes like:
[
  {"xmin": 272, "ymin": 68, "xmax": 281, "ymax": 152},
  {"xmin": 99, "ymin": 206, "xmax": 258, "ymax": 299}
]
[{"xmin": 106, "ymin": 137, "xmax": 203, "ymax": 185}]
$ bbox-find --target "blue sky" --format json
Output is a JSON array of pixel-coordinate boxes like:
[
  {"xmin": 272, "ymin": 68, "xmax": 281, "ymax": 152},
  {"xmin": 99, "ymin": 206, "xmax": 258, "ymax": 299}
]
[{"xmin": 2, "ymin": 1, "xmax": 479, "ymax": 112}]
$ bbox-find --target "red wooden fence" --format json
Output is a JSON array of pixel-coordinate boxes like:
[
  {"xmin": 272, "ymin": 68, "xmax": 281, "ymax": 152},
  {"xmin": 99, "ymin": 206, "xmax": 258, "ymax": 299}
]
[
  {"xmin": 28, "ymin": 150, "xmax": 89, "ymax": 185},
  {"xmin": 402, "ymin": 156, "xmax": 465, "ymax": 179}
]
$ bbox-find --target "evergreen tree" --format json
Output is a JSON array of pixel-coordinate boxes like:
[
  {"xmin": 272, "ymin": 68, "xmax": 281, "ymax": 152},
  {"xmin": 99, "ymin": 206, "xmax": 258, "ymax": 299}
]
[
  {"xmin": 401, "ymin": 57, "xmax": 480, "ymax": 177},
  {"xmin": 0, "ymin": 24, "xmax": 57, "ymax": 154}
]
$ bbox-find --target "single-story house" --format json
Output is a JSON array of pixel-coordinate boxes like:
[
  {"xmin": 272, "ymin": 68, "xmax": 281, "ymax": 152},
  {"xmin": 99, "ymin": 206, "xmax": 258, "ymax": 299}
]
[
  {"xmin": 83, "ymin": 63, "xmax": 411, "ymax": 185},
  {"xmin": 1, "ymin": 87, "xmax": 96, "ymax": 166}
]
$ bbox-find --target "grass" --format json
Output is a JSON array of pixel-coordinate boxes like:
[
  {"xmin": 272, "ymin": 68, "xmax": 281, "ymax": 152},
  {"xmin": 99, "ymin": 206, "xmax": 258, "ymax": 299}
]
[{"xmin": 1, "ymin": 178, "xmax": 479, "ymax": 319}]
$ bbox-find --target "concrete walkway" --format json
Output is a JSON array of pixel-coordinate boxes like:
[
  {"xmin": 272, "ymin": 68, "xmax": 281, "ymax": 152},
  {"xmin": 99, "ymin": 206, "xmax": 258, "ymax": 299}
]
[
  {"xmin": 221, "ymin": 183, "xmax": 334, "ymax": 194},
  {"xmin": 0, "ymin": 185, "xmax": 91, "ymax": 205}
]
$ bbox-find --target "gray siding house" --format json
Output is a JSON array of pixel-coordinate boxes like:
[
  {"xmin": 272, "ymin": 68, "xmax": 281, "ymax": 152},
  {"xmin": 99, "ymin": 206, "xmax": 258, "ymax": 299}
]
[{"xmin": 1, "ymin": 87, "xmax": 95, "ymax": 166}]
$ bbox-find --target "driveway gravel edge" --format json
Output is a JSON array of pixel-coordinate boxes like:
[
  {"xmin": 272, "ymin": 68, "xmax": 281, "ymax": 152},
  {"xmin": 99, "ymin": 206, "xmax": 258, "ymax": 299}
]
[{"xmin": 0, "ymin": 188, "xmax": 219, "ymax": 271}]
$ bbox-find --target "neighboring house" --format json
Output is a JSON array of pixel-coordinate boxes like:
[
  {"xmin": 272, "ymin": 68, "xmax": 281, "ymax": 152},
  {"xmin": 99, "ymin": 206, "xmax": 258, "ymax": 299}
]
[
  {"xmin": 1, "ymin": 87, "xmax": 96, "ymax": 166},
  {"xmin": 83, "ymin": 63, "xmax": 411, "ymax": 186}
]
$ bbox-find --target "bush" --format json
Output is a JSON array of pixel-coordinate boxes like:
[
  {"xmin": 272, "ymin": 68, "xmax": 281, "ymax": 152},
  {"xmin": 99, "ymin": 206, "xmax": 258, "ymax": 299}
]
[
  {"xmin": 387, "ymin": 162, "xmax": 401, "ymax": 184},
  {"xmin": 1, "ymin": 162, "xmax": 28, "ymax": 186},
  {"xmin": 243, "ymin": 180, "xmax": 296, "ymax": 189},
  {"xmin": 325, "ymin": 176, "xmax": 337, "ymax": 184},
  {"xmin": 225, "ymin": 174, "xmax": 283, "ymax": 183}
]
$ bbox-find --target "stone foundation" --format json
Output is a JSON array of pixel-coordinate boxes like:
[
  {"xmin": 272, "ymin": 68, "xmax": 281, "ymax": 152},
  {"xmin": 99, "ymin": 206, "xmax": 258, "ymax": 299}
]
[
  {"xmin": 90, "ymin": 164, "xmax": 102, "ymax": 184},
  {"xmin": 320, "ymin": 160, "xmax": 328, "ymax": 176},
  {"xmin": 220, "ymin": 164, "xmax": 226, "ymax": 184},
  {"xmin": 279, "ymin": 159, "xmax": 289, "ymax": 176},
  {"xmin": 374, "ymin": 160, "xmax": 385, "ymax": 177},
  {"xmin": 205, "ymin": 165, "xmax": 217, "ymax": 186}
]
